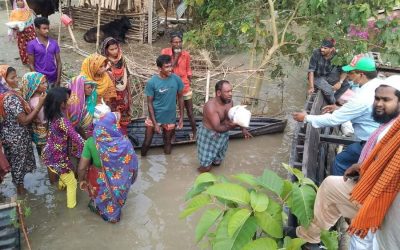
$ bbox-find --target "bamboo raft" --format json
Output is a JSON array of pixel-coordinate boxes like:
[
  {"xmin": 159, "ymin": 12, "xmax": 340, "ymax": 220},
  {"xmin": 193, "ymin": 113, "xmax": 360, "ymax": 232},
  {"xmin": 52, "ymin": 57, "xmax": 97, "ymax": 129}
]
[{"xmin": 127, "ymin": 116, "xmax": 287, "ymax": 148}]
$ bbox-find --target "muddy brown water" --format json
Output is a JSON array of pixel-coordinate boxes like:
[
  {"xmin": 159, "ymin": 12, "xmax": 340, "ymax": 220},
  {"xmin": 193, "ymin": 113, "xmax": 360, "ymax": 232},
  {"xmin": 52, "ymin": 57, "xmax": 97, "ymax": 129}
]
[{"xmin": 0, "ymin": 9, "xmax": 308, "ymax": 249}]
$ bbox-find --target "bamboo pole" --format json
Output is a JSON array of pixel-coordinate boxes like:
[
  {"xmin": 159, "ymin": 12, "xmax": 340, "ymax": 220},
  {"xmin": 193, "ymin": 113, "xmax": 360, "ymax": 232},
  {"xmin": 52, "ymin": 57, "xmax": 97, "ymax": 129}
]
[
  {"xmin": 147, "ymin": 0, "xmax": 153, "ymax": 44},
  {"xmin": 5, "ymin": 0, "xmax": 10, "ymax": 17},
  {"xmin": 205, "ymin": 70, "xmax": 210, "ymax": 102},
  {"xmin": 58, "ymin": 0, "xmax": 62, "ymax": 44},
  {"xmin": 95, "ymin": 4, "xmax": 101, "ymax": 51},
  {"xmin": 17, "ymin": 204, "xmax": 32, "ymax": 250}
]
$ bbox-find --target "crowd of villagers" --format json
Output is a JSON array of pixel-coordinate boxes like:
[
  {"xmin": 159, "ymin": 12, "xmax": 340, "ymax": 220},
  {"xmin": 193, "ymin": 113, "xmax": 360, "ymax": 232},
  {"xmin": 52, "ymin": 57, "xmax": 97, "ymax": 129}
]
[{"xmin": 0, "ymin": 20, "xmax": 138, "ymax": 222}]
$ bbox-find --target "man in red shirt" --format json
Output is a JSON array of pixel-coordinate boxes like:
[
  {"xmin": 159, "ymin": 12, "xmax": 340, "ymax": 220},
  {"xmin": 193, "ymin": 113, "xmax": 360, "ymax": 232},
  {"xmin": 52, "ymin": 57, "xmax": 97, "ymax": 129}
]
[{"xmin": 161, "ymin": 32, "xmax": 196, "ymax": 139}]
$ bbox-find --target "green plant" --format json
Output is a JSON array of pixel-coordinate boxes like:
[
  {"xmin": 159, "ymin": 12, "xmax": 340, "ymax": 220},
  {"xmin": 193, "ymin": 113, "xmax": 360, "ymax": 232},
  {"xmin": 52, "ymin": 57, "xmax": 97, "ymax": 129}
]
[{"xmin": 181, "ymin": 163, "xmax": 338, "ymax": 249}]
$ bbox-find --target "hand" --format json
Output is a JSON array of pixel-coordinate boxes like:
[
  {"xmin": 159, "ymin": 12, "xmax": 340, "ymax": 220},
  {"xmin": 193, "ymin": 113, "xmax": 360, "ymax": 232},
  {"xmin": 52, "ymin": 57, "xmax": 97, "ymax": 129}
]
[
  {"xmin": 292, "ymin": 111, "xmax": 307, "ymax": 122},
  {"xmin": 177, "ymin": 118, "xmax": 183, "ymax": 129},
  {"xmin": 242, "ymin": 128, "xmax": 252, "ymax": 139},
  {"xmin": 79, "ymin": 181, "xmax": 88, "ymax": 191},
  {"xmin": 332, "ymin": 82, "xmax": 342, "ymax": 91},
  {"xmin": 344, "ymin": 163, "xmax": 361, "ymax": 182},
  {"xmin": 322, "ymin": 104, "xmax": 338, "ymax": 114},
  {"xmin": 307, "ymin": 87, "xmax": 315, "ymax": 95},
  {"xmin": 37, "ymin": 92, "xmax": 47, "ymax": 107},
  {"xmin": 154, "ymin": 124, "xmax": 161, "ymax": 134}
]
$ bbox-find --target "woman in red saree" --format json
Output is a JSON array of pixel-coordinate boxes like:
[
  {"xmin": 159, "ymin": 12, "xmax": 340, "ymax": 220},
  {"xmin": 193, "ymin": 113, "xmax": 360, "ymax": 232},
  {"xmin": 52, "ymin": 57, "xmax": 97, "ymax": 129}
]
[{"xmin": 100, "ymin": 37, "xmax": 132, "ymax": 135}]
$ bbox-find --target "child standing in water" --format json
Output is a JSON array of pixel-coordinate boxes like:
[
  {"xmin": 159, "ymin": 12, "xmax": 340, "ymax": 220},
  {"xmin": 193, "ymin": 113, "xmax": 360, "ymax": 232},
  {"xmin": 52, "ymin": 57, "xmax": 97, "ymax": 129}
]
[{"xmin": 42, "ymin": 87, "xmax": 84, "ymax": 208}]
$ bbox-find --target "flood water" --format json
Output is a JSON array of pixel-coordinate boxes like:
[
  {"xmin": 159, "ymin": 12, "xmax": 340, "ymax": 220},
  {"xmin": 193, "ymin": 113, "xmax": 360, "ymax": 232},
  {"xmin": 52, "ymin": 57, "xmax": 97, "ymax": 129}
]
[{"xmin": 0, "ymin": 8, "xmax": 308, "ymax": 249}]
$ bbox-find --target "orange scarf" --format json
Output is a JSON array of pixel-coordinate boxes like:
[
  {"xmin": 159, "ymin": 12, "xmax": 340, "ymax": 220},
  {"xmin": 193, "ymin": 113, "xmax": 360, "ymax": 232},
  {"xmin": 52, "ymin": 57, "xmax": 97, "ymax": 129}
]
[
  {"xmin": 349, "ymin": 116, "xmax": 400, "ymax": 238},
  {"xmin": 9, "ymin": 9, "xmax": 32, "ymax": 22},
  {"xmin": 80, "ymin": 54, "xmax": 115, "ymax": 102}
]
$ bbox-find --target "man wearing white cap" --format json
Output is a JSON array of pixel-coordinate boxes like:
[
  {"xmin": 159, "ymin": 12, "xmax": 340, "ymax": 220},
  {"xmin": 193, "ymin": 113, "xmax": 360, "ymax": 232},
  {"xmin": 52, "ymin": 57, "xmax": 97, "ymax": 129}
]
[{"xmin": 286, "ymin": 75, "xmax": 400, "ymax": 249}]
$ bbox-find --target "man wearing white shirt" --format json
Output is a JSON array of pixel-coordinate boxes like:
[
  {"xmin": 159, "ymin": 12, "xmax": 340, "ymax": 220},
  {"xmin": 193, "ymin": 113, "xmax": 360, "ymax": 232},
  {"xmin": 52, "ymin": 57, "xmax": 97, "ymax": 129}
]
[{"xmin": 293, "ymin": 56, "xmax": 382, "ymax": 176}]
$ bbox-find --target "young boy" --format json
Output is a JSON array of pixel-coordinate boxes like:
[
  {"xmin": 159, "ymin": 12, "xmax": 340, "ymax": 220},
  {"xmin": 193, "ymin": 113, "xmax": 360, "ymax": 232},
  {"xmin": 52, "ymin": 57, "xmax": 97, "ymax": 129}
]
[{"xmin": 27, "ymin": 17, "xmax": 62, "ymax": 87}]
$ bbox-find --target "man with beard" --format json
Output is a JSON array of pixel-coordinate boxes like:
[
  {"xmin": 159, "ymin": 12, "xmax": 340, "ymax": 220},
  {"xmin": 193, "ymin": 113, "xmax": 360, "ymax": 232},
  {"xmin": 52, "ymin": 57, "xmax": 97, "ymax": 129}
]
[
  {"xmin": 293, "ymin": 56, "xmax": 382, "ymax": 176},
  {"xmin": 307, "ymin": 38, "xmax": 349, "ymax": 104},
  {"xmin": 196, "ymin": 80, "xmax": 251, "ymax": 173},
  {"xmin": 141, "ymin": 55, "xmax": 184, "ymax": 156},
  {"xmin": 286, "ymin": 75, "xmax": 400, "ymax": 249},
  {"xmin": 161, "ymin": 32, "xmax": 196, "ymax": 139}
]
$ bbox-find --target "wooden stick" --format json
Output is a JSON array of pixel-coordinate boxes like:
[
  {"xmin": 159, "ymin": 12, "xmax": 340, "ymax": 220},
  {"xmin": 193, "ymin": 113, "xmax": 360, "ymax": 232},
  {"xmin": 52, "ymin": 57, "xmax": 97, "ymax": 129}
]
[
  {"xmin": 205, "ymin": 70, "xmax": 210, "ymax": 102},
  {"xmin": 5, "ymin": 0, "xmax": 9, "ymax": 17},
  {"xmin": 58, "ymin": 0, "xmax": 62, "ymax": 44},
  {"xmin": 95, "ymin": 4, "xmax": 101, "ymax": 51},
  {"xmin": 17, "ymin": 203, "xmax": 32, "ymax": 250},
  {"xmin": 147, "ymin": 0, "xmax": 153, "ymax": 44}
]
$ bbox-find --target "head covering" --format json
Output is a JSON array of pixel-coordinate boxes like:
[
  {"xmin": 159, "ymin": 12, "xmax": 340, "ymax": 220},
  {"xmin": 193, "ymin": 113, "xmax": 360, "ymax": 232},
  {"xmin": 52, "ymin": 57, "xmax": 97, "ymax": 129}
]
[
  {"xmin": 80, "ymin": 54, "xmax": 113, "ymax": 98},
  {"xmin": 170, "ymin": 31, "xmax": 183, "ymax": 41},
  {"xmin": 321, "ymin": 38, "xmax": 335, "ymax": 48},
  {"xmin": 100, "ymin": 37, "xmax": 122, "ymax": 65},
  {"xmin": 66, "ymin": 75, "xmax": 97, "ymax": 128},
  {"xmin": 9, "ymin": 0, "xmax": 33, "ymax": 22},
  {"xmin": 93, "ymin": 112, "xmax": 138, "ymax": 222},
  {"xmin": 20, "ymin": 72, "xmax": 45, "ymax": 101},
  {"xmin": 380, "ymin": 75, "xmax": 400, "ymax": 91},
  {"xmin": 342, "ymin": 55, "xmax": 376, "ymax": 72},
  {"xmin": 93, "ymin": 100, "xmax": 111, "ymax": 122},
  {"xmin": 0, "ymin": 65, "xmax": 11, "ymax": 94}
]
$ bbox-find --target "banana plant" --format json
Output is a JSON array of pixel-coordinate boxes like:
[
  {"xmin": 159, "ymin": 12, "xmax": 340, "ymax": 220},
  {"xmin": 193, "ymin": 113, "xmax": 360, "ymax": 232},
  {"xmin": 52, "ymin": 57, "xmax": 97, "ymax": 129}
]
[{"xmin": 181, "ymin": 163, "xmax": 338, "ymax": 250}]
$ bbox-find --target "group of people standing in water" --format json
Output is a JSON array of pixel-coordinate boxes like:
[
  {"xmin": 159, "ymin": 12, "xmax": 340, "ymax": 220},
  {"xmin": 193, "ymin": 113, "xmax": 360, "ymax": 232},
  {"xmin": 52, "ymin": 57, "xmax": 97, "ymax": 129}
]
[{"xmin": 0, "ymin": 30, "xmax": 139, "ymax": 222}]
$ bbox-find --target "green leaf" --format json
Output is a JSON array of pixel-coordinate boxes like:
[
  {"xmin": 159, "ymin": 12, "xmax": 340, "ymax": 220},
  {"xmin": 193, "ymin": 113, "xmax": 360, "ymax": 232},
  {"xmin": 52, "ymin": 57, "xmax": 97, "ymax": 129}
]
[
  {"xmin": 282, "ymin": 163, "xmax": 304, "ymax": 182},
  {"xmin": 281, "ymin": 180, "xmax": 293, "ymax": 202},
  {"xmin": 240, "ymin": 23, "xmax": 250, "ymax": 33},
  {"xmin": 228, "ymin": 208, "xmax": 251, "ymax": 237},
  {"xmin": 250, "ymin": 191, "xmax": 269, "ymax": 212},
  {"xmin": 241, "ymin": 237, "xmax": 278, "ymax": 250},
  {"xmin": 195, "ymin": 208, "xmax": 223, "ymax": 242},
  {"xmin": 254, "ymin": 210, "xmax": 283, "ymax": 238},
  {"xmin": 290, "ymin": 185, "xmax": 316, "ymax": 227},
  {"xmin": 233, "ymin": 173, "xmax": 259, "ymax": 187},
  {"xmin": 194, "ymin": 172, "xmax": 218, "ymax": 187},
  {"xmin": 205, "ymin": 183, "xmax": 250, "ymax": 205},
  {"xmin": 320, "ymin": 230, "xmax": 339, "ymax": 250},
  {"xmin": 185, "ymin": 181, "xmax": 213, "ymax": 201},
  {"xmin": 257, "ymin": 169, "xmax": 284, "ymax": 196},
  {"xmin": 283, "ymin": 236, "xmax": 305, "ymax": 250},
  {"xmin": 214, "ymin": 210, "xmax": 257, "ymax": 250},
  {"xmin": 302, "ymin": 177, "xmax": 319, "ymax": 191},
  {"xmin": 180, "ymin": 194, "xmax": 210, "ymax": 218}
]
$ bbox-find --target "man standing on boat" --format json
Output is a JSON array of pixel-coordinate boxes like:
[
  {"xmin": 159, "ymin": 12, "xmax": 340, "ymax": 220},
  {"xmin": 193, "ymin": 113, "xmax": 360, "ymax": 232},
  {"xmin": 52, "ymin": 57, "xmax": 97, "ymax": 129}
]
[
  {"xmin": 293, "ymin": 56, "xmax": 382, "ymax": 175},
  {"xmin": 161, "ymin": 32, "xmax": 197, "ymax": 140},
  {"xmin": 286, "ymin": 76, "xmax": 400, "ymax": 249},
  {"xmin": 196, "ymin": 80, "xmax": 251, "ymax": 173},
  {"xmin": 141, "ymin": 55, "xmax": 184, "ymax": 156},
  {"xmin": 307, "ymin": 38, "xmax": 349, "ymax": 104}
]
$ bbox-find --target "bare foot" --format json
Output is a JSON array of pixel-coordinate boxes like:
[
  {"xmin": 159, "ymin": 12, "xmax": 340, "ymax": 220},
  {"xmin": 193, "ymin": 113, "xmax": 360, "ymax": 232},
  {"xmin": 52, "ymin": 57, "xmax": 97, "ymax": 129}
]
[
  {"xmin": 197, "ymin": 166, "xmax": 212, "ymax": 173},
  {"xmin": 16, "ymin": 185, "xmax": 27, "ymax": 195}
]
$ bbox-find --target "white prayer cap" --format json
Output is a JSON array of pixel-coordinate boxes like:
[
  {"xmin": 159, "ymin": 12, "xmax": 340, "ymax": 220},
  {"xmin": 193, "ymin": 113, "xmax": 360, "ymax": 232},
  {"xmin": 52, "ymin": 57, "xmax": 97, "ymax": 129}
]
[{"xmin": 381, "ymin": 75, "xmax": 400, "ymax": 92}]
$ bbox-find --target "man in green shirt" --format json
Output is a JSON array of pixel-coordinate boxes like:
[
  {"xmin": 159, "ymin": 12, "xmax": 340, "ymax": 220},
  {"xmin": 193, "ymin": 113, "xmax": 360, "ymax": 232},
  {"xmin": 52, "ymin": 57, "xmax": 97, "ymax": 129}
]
[{"xmin": 141, "ymin": 55, "xmax": 184, "ymax": 156}]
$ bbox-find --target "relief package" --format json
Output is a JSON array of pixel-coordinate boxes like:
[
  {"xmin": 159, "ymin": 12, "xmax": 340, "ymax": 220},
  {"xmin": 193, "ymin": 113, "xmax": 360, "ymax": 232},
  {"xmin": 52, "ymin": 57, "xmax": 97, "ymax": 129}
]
[{"xmin": 228, "ymin": 105, "xmax": 251, "ymax": 128}]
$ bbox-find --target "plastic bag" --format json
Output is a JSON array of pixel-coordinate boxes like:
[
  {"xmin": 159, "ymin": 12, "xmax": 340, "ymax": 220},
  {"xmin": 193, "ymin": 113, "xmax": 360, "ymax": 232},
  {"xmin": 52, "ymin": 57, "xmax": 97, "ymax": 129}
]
[{"xmin": 228, "ymin": 105, "xmax": 251, "ymax": 128}]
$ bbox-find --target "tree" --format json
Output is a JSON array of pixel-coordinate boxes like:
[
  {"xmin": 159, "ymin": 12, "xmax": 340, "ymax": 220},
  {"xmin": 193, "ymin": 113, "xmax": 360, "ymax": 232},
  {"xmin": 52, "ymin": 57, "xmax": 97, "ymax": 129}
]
[{"xmin": 184, "ymin": 0, "xmax": 400, "ymax": 100}]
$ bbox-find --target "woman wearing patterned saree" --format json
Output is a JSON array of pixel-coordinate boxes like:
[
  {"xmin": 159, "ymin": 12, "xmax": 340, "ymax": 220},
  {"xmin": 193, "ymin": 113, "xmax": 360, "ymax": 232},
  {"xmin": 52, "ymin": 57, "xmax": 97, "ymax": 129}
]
[
  {"xmin": 100, "ymin": 37, "xmax": 132, "ymax": 134},
  {"xmin": 78, "ymin": 111, "xmax": 138, "ymax": 223},
  {"xmin": 8, "ymin": 0, "xmax": 36, "ymax": 64},
  {"xmin": 66, "ymin": 75, "xmax": 97, "ymax": 139},
  {"xmin": 80, "ymin": 53, "xmax": 116, "ymax": 105},
  {"xmin": 21, "ymin": 72, "xmax": 48, "ymax": 153}
]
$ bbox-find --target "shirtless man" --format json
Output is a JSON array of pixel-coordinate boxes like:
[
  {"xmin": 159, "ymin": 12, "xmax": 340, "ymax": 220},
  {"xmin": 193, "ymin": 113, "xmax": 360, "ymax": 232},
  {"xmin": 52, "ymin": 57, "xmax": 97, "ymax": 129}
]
[{"xmin": 196, "ymin": 80, "xmax": 251, "ymax": 173}]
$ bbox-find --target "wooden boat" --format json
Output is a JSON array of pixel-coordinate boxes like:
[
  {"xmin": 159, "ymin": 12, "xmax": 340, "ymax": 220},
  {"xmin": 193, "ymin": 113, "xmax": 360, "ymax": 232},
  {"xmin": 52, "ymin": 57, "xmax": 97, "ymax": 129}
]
[
  {"xmin": 0, "ymin": 202, "xmax": 20, "ymax": 249},
  {"xmin": 127, "ymin": 116, "xmax": 287, "ymax": 148}
]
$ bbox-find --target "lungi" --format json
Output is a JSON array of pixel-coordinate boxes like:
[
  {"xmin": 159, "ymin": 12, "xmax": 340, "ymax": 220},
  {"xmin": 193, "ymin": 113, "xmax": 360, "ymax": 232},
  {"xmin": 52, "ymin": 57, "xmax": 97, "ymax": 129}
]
[{"xmin": 197, "ymin": 124, "xmax": 229, "ymax": 167}]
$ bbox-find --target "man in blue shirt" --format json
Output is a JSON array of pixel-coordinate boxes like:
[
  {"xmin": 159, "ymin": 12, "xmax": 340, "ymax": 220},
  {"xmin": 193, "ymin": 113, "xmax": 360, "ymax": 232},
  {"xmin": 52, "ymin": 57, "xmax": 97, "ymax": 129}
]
[
  {"xmin": 293, "ymin": 56, "xmax": 382, "ymax": 175},
  {"xmin": 141, "ymin": 55, "xmax": 184, "ymax": 156}
]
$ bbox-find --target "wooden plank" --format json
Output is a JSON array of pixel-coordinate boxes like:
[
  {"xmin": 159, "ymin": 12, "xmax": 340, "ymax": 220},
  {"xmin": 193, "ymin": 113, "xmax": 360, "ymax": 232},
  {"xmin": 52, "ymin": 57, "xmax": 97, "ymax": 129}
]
[
  {"xmin": 320, "ymin": 134, "xmax": 359, "ymax": 145},
  {"xmin": 147, "ymin": 0, "xmax": 153, "ymax": 44}
]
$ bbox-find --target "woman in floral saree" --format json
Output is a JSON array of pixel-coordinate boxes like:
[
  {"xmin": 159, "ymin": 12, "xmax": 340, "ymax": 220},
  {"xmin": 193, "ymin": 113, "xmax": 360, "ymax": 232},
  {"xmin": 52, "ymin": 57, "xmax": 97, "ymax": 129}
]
[{"xmin": 78, "ymin": 111, "xmax": 138, "ymax": 223}]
